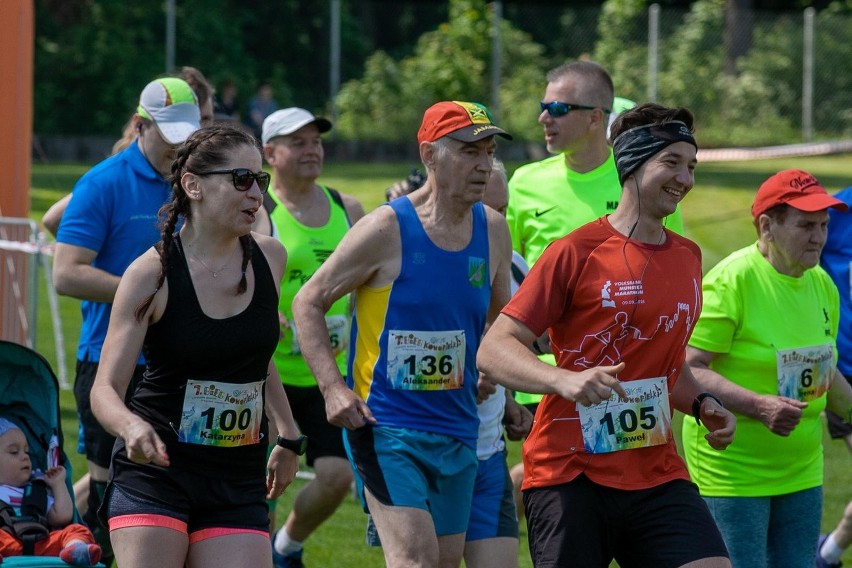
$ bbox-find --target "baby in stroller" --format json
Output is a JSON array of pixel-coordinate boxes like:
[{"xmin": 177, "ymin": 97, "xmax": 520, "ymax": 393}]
[{"xmin": 0, "ymin": 418, "xmax": 101, "ymax": 565}]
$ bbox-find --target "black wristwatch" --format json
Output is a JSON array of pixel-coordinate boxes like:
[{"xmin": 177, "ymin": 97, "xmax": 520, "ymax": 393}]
[
  {"xmin": 692, "ymin": 392, "xmax": 723, "ymax": 426},
  {"xmin": 276, "ymin": 434, "xmax": 308, "ymax": 455}
]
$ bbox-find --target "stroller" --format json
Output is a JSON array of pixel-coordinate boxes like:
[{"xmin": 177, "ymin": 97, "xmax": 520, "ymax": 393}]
[{"xmin": 0, "ymin": 340, "xmax": 103, "ymax": 567}]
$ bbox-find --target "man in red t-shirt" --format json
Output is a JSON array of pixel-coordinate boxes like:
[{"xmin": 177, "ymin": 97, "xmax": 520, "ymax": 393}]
[{"xmin": 478, "ymin": 103, "xmax": 736, "ymax": 568}]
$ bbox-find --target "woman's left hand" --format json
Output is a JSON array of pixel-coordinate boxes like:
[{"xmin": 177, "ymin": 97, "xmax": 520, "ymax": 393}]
[
  {"xmin": 266, "ymin": 445, "xmax": 299, "ymax": 499},
  {"xmin": 701, "ymin": 399, "xmax": 736, "ymax": 450}
]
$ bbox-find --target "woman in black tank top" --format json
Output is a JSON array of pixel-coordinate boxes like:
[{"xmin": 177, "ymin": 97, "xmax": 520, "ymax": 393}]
[{"xmin": 90, "ymin": 125, "xmax": 301, "ymax": 568}]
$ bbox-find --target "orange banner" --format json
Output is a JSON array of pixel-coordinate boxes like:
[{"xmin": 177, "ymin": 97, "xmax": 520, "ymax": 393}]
[{"xmin": 0, "ymin": 0, "xmax": 33, "ymax": 219}]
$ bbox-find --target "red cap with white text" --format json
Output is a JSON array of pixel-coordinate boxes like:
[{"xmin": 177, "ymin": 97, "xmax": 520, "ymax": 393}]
[{"xmin": 751, "ymin": 169, "xmax": 847, "ymax": 219}]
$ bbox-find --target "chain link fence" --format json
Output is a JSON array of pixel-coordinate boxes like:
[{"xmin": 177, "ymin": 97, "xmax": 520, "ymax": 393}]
[{"xmin": 502, "ymin": 2, "xmax": 851, "ymax": 147}]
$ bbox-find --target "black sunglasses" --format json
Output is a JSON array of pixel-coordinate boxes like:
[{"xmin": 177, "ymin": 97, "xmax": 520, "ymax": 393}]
[
  {"xmin": 193, "ymin": 168, "xmax": 271, "ymax": 193},
  {"xmin": 540, "ymin": 101, "xmax": 610, "ymax": 118}
]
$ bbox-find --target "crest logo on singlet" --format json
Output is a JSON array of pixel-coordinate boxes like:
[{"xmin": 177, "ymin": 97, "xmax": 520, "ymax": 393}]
[{"xmin": 468, "ymin": 257, "xmax": 486, "ymax": 288}]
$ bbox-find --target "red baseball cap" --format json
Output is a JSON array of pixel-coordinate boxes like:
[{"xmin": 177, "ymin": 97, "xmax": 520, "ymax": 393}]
[
  {"xmin": 751, "ymin": 169, "xmax": 848, "ymax": 219},
  {"xmin": 417, "ymin": 101, "xmax": 512, "ymax": 144}
]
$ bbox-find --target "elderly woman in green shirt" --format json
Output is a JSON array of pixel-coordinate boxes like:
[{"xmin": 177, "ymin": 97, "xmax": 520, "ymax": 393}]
[{"xmin": 683, "ymin": 169, "xmax": 852, "ymax": 568}]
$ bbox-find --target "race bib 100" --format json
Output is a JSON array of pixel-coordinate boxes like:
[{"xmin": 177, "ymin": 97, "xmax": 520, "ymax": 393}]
[{"xmin": 178, "ymin": 379, "xmax": 264, "ymax": 447}]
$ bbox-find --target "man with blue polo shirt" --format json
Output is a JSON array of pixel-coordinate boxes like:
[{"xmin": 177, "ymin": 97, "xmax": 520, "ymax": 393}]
[{"xmin": 53, "ymin": 77, "xmax": 200, "ymax": 565}]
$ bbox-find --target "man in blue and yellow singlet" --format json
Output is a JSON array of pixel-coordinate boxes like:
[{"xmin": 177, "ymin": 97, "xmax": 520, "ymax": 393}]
[
  {"xmin": 293, "ymin": 101, "xmax": 513, "ymax": 567},
  {"xmin": 261, "ymin": 108, "xmax": 366, "ymax": 568}
]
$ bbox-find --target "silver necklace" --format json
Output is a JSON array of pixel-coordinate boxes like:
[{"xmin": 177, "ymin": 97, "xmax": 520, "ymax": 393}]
[{"xmin": 188, "ymin": 244, "xmax": 238, "ymax": 278}]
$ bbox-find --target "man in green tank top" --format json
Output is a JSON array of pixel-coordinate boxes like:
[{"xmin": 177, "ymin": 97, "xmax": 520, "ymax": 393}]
[{"xmin": 261, "ymin": 108, "xmax": 365, "ymax": 568}]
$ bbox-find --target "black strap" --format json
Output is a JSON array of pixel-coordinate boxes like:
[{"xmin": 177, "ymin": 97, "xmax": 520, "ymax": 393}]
[
  {"xmin": 510, "ymin": 262, "xmax": 526, "ymax": 288},
  {"xmin": 326, "ymin": 187, "xmax": 352, "ymax": 227},
  {"xmin": 262, "ymin": 186, "xmax": 351, "ymax": 228},
  {"xmin": 262, "ymin": 192, "xmax": 277, "ymax": 217},
  {"xmin": 0, "ymin": 481, "xmax": 50, "ymax": 555},
  {"xmin": 693, "ymin": 392, "xmax": 724, "ymax": 425},
  {"xmin": 20, "ymin": 478, "xmax": 49, "ymax": 522}
]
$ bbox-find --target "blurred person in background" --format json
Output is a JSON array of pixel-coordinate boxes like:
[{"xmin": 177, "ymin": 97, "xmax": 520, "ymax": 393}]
[
  {"xmin": 51, "ymin": 77, "xmax": 201, "ymax": 565},
  {"xmin": 42, "ymin": 66, "xmax": 214, "ymax": 237},
  {"xmin": 260, "ymin": 107, "xmax": 365, "ymax": 568},
  {"xmin": 815, "ymin": 184, "xmax": 852, "ymax": 568}
]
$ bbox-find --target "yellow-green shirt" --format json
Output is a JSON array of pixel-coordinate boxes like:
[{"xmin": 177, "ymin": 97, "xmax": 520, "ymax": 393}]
[
  {"xmin": 268, "ymin": 186, "xmax": 350, "ymax": 387},
  {"xmin": 683, "ymin": 244, "xmax": 839, "ymax": 496}
]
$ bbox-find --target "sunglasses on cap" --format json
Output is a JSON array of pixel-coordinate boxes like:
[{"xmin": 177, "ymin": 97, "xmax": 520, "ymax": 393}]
[
  {"xmin": 540, "ymin": 101, "xmax": 609, "ymax": 118},
  {"xmin": 193, "ymin": 168, "xmax": 271, "ymax": 193}
]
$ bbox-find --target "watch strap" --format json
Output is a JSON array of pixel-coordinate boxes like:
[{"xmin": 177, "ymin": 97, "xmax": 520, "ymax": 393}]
[{"xmin": 692, "ymin": 392, "xmax": 723, "ymax": 426}]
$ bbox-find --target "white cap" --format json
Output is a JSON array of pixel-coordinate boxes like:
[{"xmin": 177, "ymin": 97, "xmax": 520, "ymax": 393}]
[
  {"xmin": 137, "ymin": 77, "xmax": 201, "ymax": 145},
  {"xmin": 261, "ymin": 107, "xmax": 332, "ymax": 144}
]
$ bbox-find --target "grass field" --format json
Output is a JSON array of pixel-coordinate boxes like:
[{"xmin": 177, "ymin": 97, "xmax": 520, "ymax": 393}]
[{"xmin": 26, "ymin": 154, "xmax": 852, "ymax": 566}]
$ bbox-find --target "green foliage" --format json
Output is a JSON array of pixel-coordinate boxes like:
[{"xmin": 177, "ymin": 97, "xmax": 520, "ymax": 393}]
[
  {"xmin": 592, "ymin": 0, "xmax": 649, "ymax": 102},
  {"xmin": 33, "ymin": 0, "xmax": 372, "ymax": 135},
  {"xmin": 595, "ymin": 0, "xmax": 851, "ymax": 147},
  {"xmin": 811, "ymin": 11, "xmax": 852, "ymax": 136},
  {"xmin": 35, "ymin": 2, "xmax": 166, "ymax": 135},
  {"xmin": 31, "ymin": 0, "xmax": 852, "ymax": 145},
  {"xmin": 335, "ymin": 0, "xmax": 547, "ymax": 142}
]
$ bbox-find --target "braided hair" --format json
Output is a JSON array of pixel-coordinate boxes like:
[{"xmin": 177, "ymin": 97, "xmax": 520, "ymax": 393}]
[{"xmin": 134, "ymin": 125, "xmax": 261, "ymax": 321}]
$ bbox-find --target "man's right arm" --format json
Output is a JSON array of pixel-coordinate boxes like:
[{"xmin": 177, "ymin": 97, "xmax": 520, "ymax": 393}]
[
  {"xmin": 52, "ymin": 242, "xmax": 121, "ymax": 302},
  {"xmin": 292, "ymin": 207, "xmax": 400, "ymax": 429}
]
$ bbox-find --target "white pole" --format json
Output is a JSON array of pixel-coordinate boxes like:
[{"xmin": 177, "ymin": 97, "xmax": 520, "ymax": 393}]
[
  {"xmin": 648, "ymin": 4, "xmax": 660, "ymax": 102},
  {"xmin": 802, "ymin": 7, "xmax": 815, "ymax": 142},
  {"xmin": 165, "ymin": 0, "xmax": 175, "ymax": 73},
  {"xmin": 491, "ymin": 0, "xmax": 502, "ymax": 119},
  {"xmin": 41, "ymin": 252, "xmax": 68, "ymax": 389},
  {"xmin": 330, "ymin": 0, "xmax": 341, "ymax": 127}
]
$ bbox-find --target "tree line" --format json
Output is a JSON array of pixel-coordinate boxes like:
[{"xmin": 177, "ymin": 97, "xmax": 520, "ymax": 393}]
[{"xmin": 35, "ymin": 0, "xmax": 851, "ymax": 146}]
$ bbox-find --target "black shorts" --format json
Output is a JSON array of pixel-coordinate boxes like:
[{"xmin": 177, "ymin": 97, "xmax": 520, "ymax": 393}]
[
  {"xmin": 524, "ymin": 474, "xmax": 729, "ymax": 568},
  {"xmin": 103, "ymin": 450, "xmax": 269, "ymax": 534},
  {"xmin": 74, "ymin": 359, "xmax": 145, "ymax": 468},
  {"xmin": 826, "ymin": 409, "xmax": 852, "ymax": 439},
  {"xmin": 283, "ymin": 384, "xmax": 347, "ymax": 466}
]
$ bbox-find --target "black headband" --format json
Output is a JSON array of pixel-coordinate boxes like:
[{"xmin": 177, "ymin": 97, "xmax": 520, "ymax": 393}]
[{"xmin": 612, "ymin": 121, "xmax": 697, "ymax": 185}]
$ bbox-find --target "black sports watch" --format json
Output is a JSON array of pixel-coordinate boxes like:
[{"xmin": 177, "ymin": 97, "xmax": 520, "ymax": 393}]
[
  {"xmin": 276, "ymin": 434, "xmax": 308, "ymax": 455},
  {"xmin": 692, "ymin": 392, "xmax": 723, "ymax": 426}
]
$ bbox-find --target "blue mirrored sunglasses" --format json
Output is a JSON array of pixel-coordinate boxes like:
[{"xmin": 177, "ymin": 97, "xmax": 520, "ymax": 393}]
[{"xmin": 540, "ymin": 101, "xmax": 610, "ymax": 118}]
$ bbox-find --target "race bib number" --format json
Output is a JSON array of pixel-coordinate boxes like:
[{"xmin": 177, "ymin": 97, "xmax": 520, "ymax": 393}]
[
  {"xmin": 578, "ymin": 377, "xmax": 671, "ymax": 454},
  {"xmin": 288, "ymin": 318, "xmax": 301, "ymax": 355},
  {"xmin": 387, "ymin": 330, "xmax": 465, "ymax": 390},
  {"xmin": 288, "ymin": 315, "xmax": 350, "ymax": 357},
  {"xmin": 178, "ymin": 380, "xmax": 264, "ymax": 447},
  {"xmin": 326, "ymin": 314, "xmax": 350, "ymax": 357},
  {"xmin": 776, "ymin": 344, "xmax": 834, "ymax": 401}
]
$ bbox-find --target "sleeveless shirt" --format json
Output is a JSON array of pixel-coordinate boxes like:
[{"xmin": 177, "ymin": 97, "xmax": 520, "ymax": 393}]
[
  {"xmin": 266, "ymin": 186, "xmax": 351, "ymax": 387},
  {"xmin": 129, "ymin": 235, "xmax": 279, "ymax": 479},
  {"xmin": 347, "ymin": 198, "xmax": 491, "ymax": 449}
]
